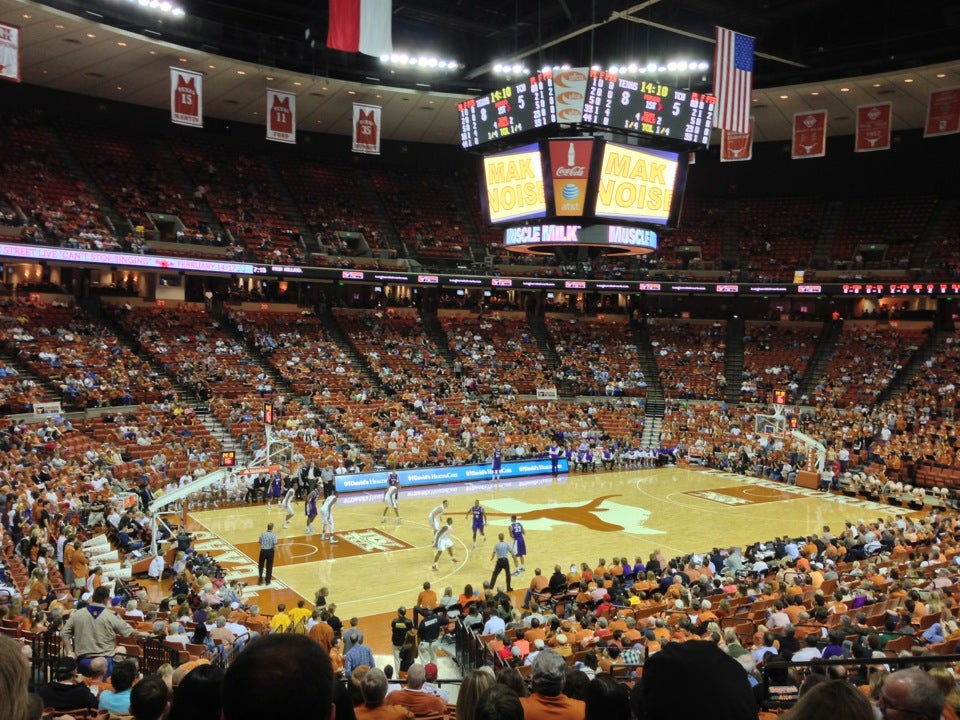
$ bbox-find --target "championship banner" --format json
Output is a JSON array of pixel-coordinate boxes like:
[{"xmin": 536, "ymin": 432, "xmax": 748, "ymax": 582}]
[
  {"xmin": 791, "ymin": 110, "xmax": 827, "ymax": 159},
  {"xmin": 924, "ymin": 86, "xmax": 960, "ymax": 137},
  {"xmin": 0, "ymin": 22, "xmax": 20, "ymax": 83},
  {"xmin": 266, "ymin": 89, "xmax": 296, "ymax": 144},
  {"xmin": 170, "ymin": 67, "xmax": 203, "ymax": 128},
  {"xmin": 855, "ymin": 102, "xmax": 891, "ymax": 152},
  {"xmin": 720, "ymin": 117, "xmax": 754, "ymax": 162},
  {"xmin": 352, "ymin": 103, "xmax": 381, "ymax": 155}
]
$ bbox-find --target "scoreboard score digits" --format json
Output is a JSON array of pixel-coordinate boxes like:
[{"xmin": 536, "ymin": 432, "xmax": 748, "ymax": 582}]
[
  {"xmin": 458, "ymin": 72, "xmax": 557, "ymax": 149},
  {"xmin": 581, "ymin": 69, "xmax": 715, "ymax": 145}
]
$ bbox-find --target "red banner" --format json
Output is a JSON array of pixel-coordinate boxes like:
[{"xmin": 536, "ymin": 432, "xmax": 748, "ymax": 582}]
[
  {"xmin": 170, "ymin": 67, "xmax": 203, "ymax": 128},
  {"xmin": 352, "ymin": 103, "xmax": 381, "ymax": 155},
  {"xmin": 855, "ymin": 103, "xmax": 891, "ymax": 152},
  {"xmin": 266, "ymin": 89, "xmax": 296, "ymax": 144},
  {"xmin": 791, "ymin": 110, "xmax": 827, "ymax": 159},
  {"xmin": 720, "ymin": 118, "xmax": 753, "ymax": 162},
  {"xmin": 0, "ymin": 22, "xmax": 20, "ymax": 83},
  {"xmin": 924, "ymin": 86, "xmax": 960, "ymax": 137}
]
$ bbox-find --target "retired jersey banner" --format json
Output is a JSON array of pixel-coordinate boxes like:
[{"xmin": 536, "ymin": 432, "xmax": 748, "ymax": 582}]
[
  {"xmin": 0, "ymin": 22, "xmax": 20, "ymax": 83},
  {"xmin": 855, "ymin": 102, "xmax": 891, "ymax": 152},
  {"xmin": 720, "ymin": 117, "xmax": 753, "ymax": 162},
  {"xmin": 924, "ymin": 86, "xmax": 960, "ymax": 137},
  {"xmin": 266, "ymin": 89, "xmax": 296, "ymax": 144},
  {"xmin": 791, "ymin": 110, "xmax": 827, "ymax": 159},
  {"xmin": 352, "ymin": 103, "xmax": 381, "ymax": 155},
  {"xmin": 170, "ymin": 67, "xmax": 203, "ymax": 128}
]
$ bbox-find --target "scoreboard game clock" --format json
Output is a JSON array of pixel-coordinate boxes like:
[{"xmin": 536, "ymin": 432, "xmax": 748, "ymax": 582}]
[{"xmin": 458, "ymin": 71, "xmax": 557, "ymax": 148}]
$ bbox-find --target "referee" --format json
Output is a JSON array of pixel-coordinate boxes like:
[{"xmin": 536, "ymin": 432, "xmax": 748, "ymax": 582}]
[
  {"xmin": 258, "ymin": 522, "xmax": 278, "ymax": 585},
  {"xmin": 490, "ymin": 533, "xmax": 513, "ymax": 592}
]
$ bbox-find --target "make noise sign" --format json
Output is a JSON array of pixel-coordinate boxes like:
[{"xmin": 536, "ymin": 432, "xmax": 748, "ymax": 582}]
[{"xmin": 267, "ymin": 89, "xmax": 296, "ymax": 144}]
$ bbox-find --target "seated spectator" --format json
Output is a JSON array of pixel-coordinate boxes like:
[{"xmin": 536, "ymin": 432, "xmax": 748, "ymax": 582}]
[
  {"xmin": 221, "ymin": 634, "xmax": 335, "ymax": 720},
  {"xmin": 37, "ymin": 657, "xmax": 97, "ymax": 711},
  {"xmin": 384, "ymin": 663, "xmax": 447, "ymax": 717},
  {"xmin": 99, "ymin": 659, "xmax": 139, "ymax": 714},
  {"xmin": 356, "ymin": 667, "xmax": 414, "ymax": 720},
  {"xmin": 130, "ymin": 674, "xmax": 170, "ymax": 720}
]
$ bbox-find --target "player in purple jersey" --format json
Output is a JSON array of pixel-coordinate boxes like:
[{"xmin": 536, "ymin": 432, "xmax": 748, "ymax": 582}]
[
  {"xmin": 509, "ymin": 514, "xmax": 526, "ymax": 575},
  {"xmin": 304, "ymin": 488, "xmax": 319, "ymax": 534},
  {"xmin": 465, "ymin": 499, "xmax": 487, "ymax": 550},
  {"xmin": 382, "ymin": 469, "xmax": 401, "ymax": 524},
  {"xmin": 267, "ymin": 473, "xmax": 283, "ymax": 507},
  {"xmin": 491, "ymin": 447, "xmax": 503, "ymax": 482}
]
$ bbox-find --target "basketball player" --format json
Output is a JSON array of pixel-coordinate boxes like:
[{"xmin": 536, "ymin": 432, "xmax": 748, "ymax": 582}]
[
  {"xmin": 491, "ymin": 445, "xmax": 503, "ymax": 482},
  {"xmin": 428, "ymin": 500, "xmax": 448, "ymax": 533},
  {"xmin": 304, "ymin": 487, "xmax": 319, "ymax": 535},
  {"xmin": 465, "ymin": 499, "xmax": 487, "ymax": 551},
  {"xmin": 280, "ymin": 483, "xmax": 297, "ymax": 529},
  {"xmin": 267, "ymin": 472, "xmax": 283, "ymax": 508},
  {"xmin": 382, "ymin": 468, "xmax": 401, "ymax": 525},
  {"xmin": 432, "ymin": 517, "xmax": 457, "ymax": 571},
  {"xmin": 320, "ymin": 493, "xmax": 338, "ymax": 544},
  {"xmin": 509, "ymin": 514, "xmax": 527, "ymax": 576}
]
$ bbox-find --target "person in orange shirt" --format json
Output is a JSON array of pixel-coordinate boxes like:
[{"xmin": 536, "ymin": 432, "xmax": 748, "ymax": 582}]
[
  {"xmin": 70, "ymin": 541, "xmax": 89, "ymax": 596},
  {"xmin": 413, "ymin": 581, "xmax": 437, "ymax": 626},
  {"xmin": 309, "ymin": 610, "xmax": 335, "ymax": 653}
]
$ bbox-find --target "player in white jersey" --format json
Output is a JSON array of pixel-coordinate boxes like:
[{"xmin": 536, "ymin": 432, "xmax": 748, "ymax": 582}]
[
  {"xmin": 320, "ymin": 493, "xmax": 339, "ymax": 543},
  {"xmin": 428, "ymin": 499, "xmax": 448, "ymax": 532},
  {"xmin": 280, "ymin": 485, "xmax": 296, "ymax": 529},
  {"xmin": 431, "ymin": 517, "xmax": 457, "ymax": 571}
]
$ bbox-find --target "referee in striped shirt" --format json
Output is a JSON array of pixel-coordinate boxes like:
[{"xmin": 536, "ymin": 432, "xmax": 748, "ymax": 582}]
[{"xmin": 258, "ymin": 522, "xmax": 278, "ymax": 585}]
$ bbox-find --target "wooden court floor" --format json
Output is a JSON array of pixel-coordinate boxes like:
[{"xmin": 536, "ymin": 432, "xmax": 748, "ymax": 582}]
[{"xmin": 184, "ymin": 466, "xmax": 916, "ymax": 626}]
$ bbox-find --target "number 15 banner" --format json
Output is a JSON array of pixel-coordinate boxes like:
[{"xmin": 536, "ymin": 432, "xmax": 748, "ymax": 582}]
[{"xmin": 170, "ymin": 67, "xmax": 203, "ymax": 128}]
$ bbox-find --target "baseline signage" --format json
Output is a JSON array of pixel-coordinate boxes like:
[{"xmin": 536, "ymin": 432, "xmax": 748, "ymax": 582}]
[
  {"xmin": 335, "ymin": 458, "xmax": 569, "ymax": 493},
  {"xmin": 4, "ymin": 242, "xmax": 960, "ymax": 297}
]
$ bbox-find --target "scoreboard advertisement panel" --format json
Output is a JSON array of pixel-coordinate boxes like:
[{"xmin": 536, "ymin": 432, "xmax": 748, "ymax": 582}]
[
  {"xmin": 593, "ymin": 142, "xmax": 687, "ymax": 226},
  {"xmin": 479, "ymin": 138, "xmax": 687, "ymax": 228},
  {"xmin": 481, "ymin": 143, "xmax": 547, "ymax": 224}
]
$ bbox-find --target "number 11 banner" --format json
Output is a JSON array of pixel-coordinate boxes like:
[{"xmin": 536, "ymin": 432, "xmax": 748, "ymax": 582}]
[
  {"xmin": 170, "ymin": 67, "xmax": 203, "ymax": 128},
  {"xmin": 266, "ymin": 89, "xmax": 296, "ymax": 144}
]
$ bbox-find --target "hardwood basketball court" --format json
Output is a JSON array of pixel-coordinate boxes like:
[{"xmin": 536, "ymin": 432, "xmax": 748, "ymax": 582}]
[{"xmin": 184, "ymin": 466, "xmax": 913, "ymax": 624}]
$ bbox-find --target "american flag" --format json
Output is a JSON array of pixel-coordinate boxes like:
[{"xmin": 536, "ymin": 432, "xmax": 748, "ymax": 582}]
[{"xmin": 713, "ymin": 27, "xmax": 754, "ymax": 134}]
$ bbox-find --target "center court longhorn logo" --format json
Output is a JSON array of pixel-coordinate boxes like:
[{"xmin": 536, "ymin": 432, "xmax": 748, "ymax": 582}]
[{"xmin": 486, "ymin": 495, "xmax": 664, "ymax": 536}]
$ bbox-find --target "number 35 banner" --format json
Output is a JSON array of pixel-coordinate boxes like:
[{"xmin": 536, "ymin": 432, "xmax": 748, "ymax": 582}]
[
  {"xmin": 352, "ymin": 103, "xmax": 382, "ymax": 155},
  {"xmin": 170, "ymin": 67, "xmax": 203, "ymax": 128}
]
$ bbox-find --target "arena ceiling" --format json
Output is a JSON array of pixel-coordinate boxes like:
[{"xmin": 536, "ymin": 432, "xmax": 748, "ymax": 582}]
[{"xmin": 2, "ymin": 0, "xmax": 959, "ymax": 146}]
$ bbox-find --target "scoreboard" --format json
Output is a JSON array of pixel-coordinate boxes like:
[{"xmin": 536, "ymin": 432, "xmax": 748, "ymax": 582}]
[
  {"xmin": 581, "ymin": 69, "xmax": 715, "ymax": 145},
  {"xmin": 458, "ymin": 67, "xmax": 715, "ymax": 149},
  {"xmin": 458, "ymin": 72, "xmax": 557, "ymax": 149}
]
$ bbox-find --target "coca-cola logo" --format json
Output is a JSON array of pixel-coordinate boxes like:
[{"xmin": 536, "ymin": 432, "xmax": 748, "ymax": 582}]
[{"xmin": 556, "ymin": 166, "xmax": 586, "ymax": 177}]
